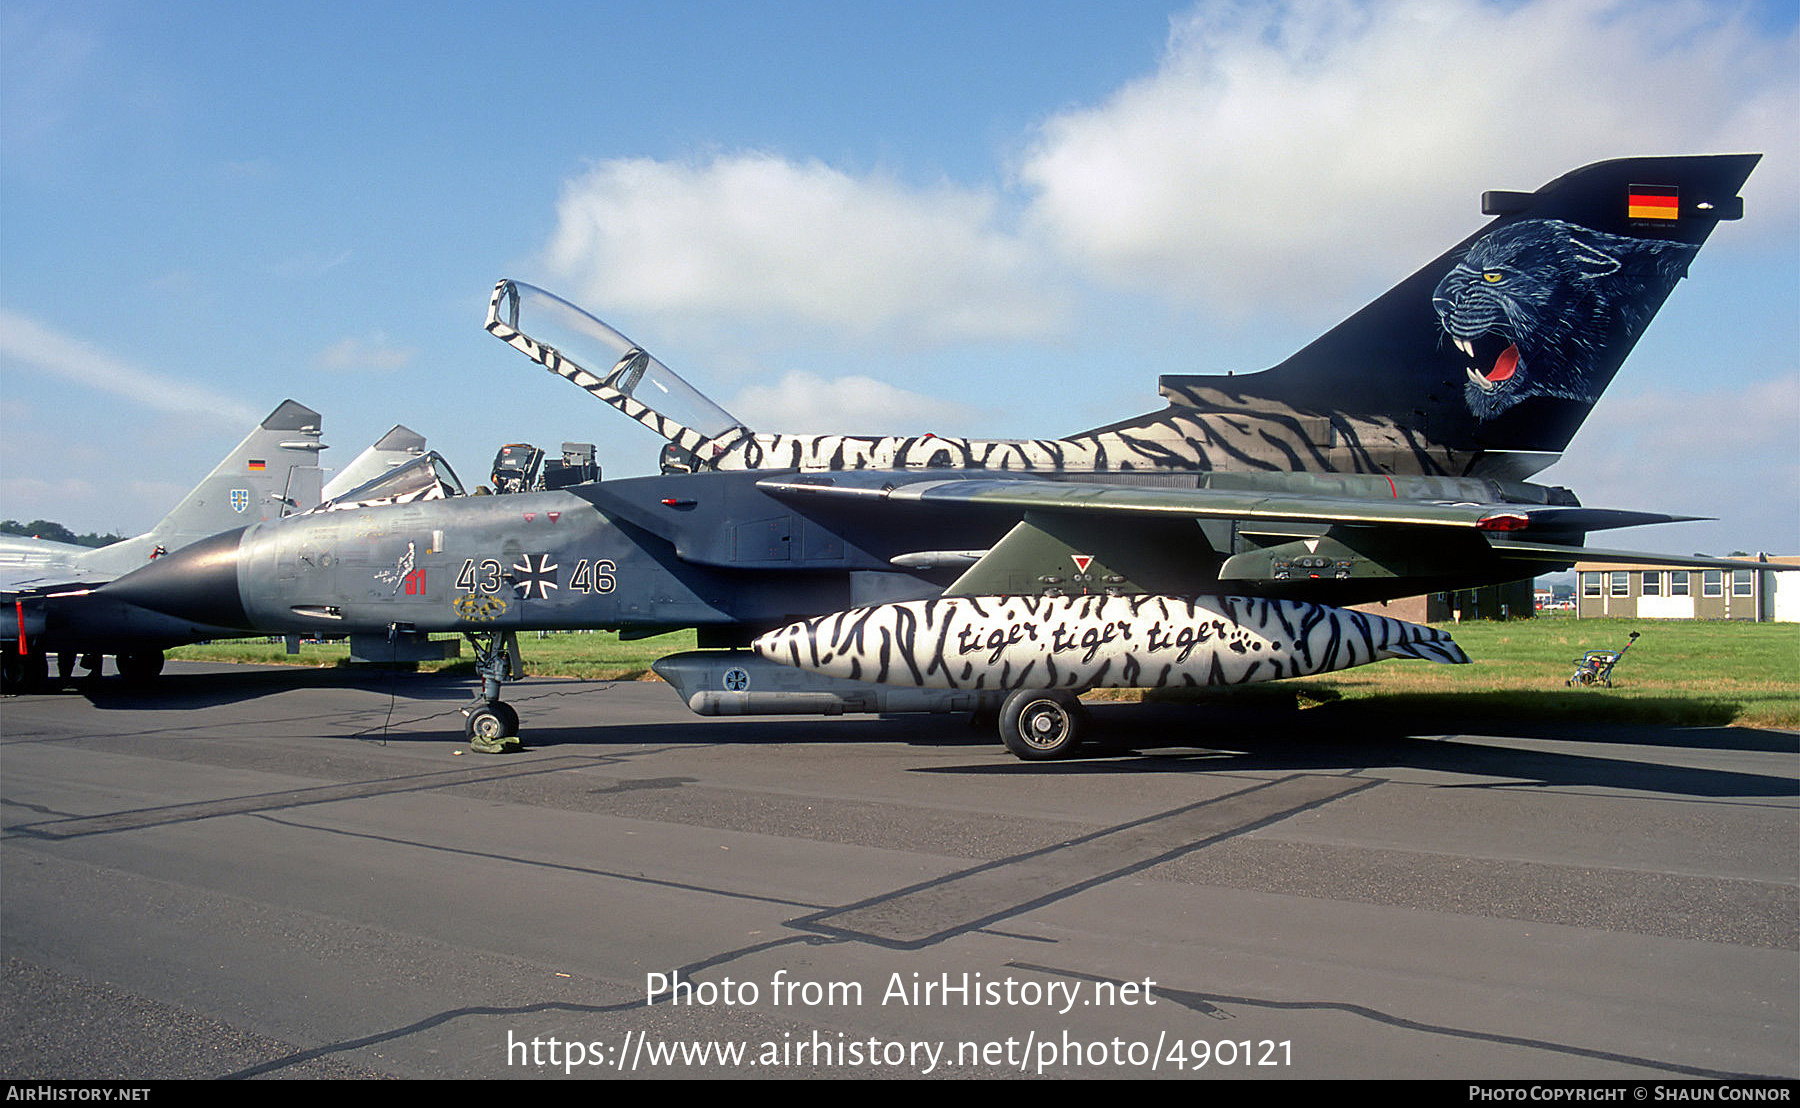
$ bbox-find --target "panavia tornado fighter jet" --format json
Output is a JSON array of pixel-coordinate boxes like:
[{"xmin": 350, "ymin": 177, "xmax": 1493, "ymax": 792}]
[
  {"xmin": 0, "ymin": 408, "xmax": 457, "ymax": 690},
  {"xmin": 101, "ymin": 154, "xmax": 1782, "ymax": 757}
]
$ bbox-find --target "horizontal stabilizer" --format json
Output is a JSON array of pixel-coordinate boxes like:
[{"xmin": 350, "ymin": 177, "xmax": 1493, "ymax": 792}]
[{"xmin": 1484, "ymin": 539, "xmax": 1798, "ymax": 572}]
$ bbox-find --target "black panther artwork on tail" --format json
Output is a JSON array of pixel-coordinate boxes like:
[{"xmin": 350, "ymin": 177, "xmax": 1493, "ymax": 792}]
[{"xmin": 1432, "ymin": 219, "xmax": 1697, "ymax": 421}]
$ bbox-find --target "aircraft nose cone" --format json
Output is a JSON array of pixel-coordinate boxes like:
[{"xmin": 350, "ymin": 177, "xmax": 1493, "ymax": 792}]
[{"xmin": 98, "ymin": 527, "xmax": 252, "ymax": 630}]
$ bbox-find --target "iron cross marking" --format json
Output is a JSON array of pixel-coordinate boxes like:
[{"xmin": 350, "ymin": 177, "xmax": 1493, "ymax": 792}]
[{"xmin": 511, "ymin": 553, "xmax": 559, "ymax": 600}]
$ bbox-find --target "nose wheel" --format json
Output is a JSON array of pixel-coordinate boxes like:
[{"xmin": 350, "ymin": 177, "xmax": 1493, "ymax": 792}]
[{"xmin": 463, "ymin": 700, "xmax": 521, "ymax": 751}]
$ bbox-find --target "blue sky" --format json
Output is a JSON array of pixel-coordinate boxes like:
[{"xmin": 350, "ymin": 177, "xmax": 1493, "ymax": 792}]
[{"xmin": 3, "ymin": 0, "xmax": 1796, "ymax": 557}]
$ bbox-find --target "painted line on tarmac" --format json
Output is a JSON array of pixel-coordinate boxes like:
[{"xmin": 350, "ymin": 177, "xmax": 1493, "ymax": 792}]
[
  {"xmin": 792, "ymin": 773, "xmax": 1376, "ymax": 949},
  {"xmin": 9, "ymin": 755, "xmax": 597, "ymax": 839}
]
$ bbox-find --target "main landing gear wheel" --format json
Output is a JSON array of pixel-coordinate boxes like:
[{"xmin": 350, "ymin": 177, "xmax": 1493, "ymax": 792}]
[
  {"xmin": 115, "ymin": 650, "xmax": 165, "ymax": 685},
  {"xmin": 999, "ymin": 688, "xmax": 1089, "ymax": 760}
]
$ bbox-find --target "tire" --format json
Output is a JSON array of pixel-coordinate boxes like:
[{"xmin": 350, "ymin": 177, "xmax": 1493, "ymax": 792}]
[
  {"xmin": 464, "ymin": 703, "xmax": 520, "ymax": 752},
  {"xmin": 492, "ymin": 701, "xmax": 520, "ymax": 736},
  {"xmin": 999, "ymin": 688, "xmax": 1088, "ymax": 760},
  {"xmin": 2, "ymin": 650, "xmax": 46, "ymax": 694}
]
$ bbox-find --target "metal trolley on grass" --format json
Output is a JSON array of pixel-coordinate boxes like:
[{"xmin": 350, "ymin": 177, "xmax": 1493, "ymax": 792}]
[{"xmin": 1568, "ymin": 631, "xmax": 1640, "ymax": 688}]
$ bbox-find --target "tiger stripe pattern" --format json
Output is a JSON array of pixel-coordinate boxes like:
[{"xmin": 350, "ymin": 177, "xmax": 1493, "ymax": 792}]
[
  {"xmin": 485, "ymin": 291, "xmax": 750, "ymax": 461},
  {"xmin": 753, "ymin": 594, "xmax": 1469, "ymax": 692},
  {"xmin": 719, "ymin": 405, "xmax": 1467, "ymax": 476},
  {"xmin": 487, "ymin": 282, "xmax": 1491, "ymax": 480}
]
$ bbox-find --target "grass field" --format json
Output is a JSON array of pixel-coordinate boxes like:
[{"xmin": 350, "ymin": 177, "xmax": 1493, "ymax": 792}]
[
  {"xmin": 169, "ymin": 615, "xmax": 1800, "ymax": 730},
  {"xmin": 1140, "ymin": 616, "xmax": 1800, "ymax": 731},
  {"xmin": 170, "ymin": 628, "xmax": 696, "ymax": 681}
]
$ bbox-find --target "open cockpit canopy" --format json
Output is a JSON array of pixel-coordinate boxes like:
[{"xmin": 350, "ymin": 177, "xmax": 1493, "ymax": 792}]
[{"xmin": 486, "ymin": 280, "xmax": 747, "ymax": 449}]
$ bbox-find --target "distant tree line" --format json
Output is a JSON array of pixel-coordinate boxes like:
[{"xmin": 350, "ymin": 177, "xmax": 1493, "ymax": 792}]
[{"xmin": 0, "ymin": 520, "xmax": 126, "ymax": 548}]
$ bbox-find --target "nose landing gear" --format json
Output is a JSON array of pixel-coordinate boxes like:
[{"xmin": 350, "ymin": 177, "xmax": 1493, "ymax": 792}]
[{"xmin": 462, "ymin": 630, "xmax": 524, "ymax": 753}]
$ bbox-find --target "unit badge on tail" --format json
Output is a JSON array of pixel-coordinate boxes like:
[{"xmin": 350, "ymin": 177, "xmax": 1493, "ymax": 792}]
[{"xmin": 1432, "ymin": 219, "xmax": 1696, "ymax": 421}]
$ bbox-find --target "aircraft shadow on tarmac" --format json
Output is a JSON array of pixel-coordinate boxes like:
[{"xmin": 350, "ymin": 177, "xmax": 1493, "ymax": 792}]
[
  {"xmin": 30, "ymin": 666, "xmax": 1794, "ymax": 799},
  {"xmin": 521, "ymin": 701, "xmax": 1794, "ymax": 799},
  {"xmin": 42, "ymin": 663, "xmax": 475, "ymax": 710}
]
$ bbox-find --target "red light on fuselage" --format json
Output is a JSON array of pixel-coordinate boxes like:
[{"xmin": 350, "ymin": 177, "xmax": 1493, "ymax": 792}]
[{"xmin": 1477, "ymin": 512, "xmax": 1531, "ymax": 532}]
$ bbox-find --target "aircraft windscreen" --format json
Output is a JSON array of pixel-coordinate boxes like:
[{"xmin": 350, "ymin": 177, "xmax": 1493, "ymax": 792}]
[
  {"xmin": 495, "ymin": 282, "xmax": 745, "ymax": 441},
  {"xmin": 313, "ymin": 451, "xmax": 466, "ymax": 512}
]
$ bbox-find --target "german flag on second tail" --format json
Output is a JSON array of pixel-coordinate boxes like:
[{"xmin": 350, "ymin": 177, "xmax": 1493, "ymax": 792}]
[{"xmin": 1628, "ymin": 183, "xmax": 1679, "ymax": 221}]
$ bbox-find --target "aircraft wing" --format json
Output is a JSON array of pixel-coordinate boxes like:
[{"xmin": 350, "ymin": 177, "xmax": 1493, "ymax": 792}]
[
  {"xmin": 757, "ymin": 470, "xmax": 1781, "ymax": 602},
  {"xmin": 756, "ymin": 472, "xmax": 1693, "ymax": 535},
  {"xmin": 0, "ymin": 536, "xmax": 101, "ymax": 597}
]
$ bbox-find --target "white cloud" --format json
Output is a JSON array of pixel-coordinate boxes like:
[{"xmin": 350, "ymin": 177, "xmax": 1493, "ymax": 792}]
[
  {"xmin": 542, "ymin": 153, "xmax": 1066, "ymax": 343},
  {"xmin": 0, "ymin": 308, "xmax": 261, "ymax": 425},
  {"xmin": 1019, "ymin": 0, "xmax": 1798, "ymax": 314},
  {"xmin": 533, "ymin": 0, "xmax": 1795, "ymax": 349},
  {"xmin": 315, "ymin": 333, "xmax": 416, "ymax": 372},
  {"xmin": 1547, "ymin": 374, "xmax": 1800, "ymax": 554},
  {"xmin": 727, "ymin": 371, "xmax": 982, "ymax": 435}
]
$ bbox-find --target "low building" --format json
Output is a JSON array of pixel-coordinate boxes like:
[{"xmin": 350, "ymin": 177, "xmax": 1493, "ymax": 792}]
[
  {"xmin": 1356, "ymin": 578, "xmax": 1535, "ymax": 624},
  {"xmin": 1573, "ymin": 555, "xmax": 1797, "ymax": 621}
]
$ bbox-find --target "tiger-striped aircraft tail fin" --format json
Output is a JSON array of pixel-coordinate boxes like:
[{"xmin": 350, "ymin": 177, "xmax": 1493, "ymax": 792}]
[{"xmin": 1119, "ymin": 154, "xmax": 1759, "ymax": 480}]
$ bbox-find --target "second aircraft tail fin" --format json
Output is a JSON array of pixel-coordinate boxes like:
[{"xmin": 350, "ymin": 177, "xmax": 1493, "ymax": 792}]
[{"xmin": 86, "ymin": 400, "xmax": 325, "ymax": 576}]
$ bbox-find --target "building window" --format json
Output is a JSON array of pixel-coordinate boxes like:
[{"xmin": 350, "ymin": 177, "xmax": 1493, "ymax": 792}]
[
  {"xmin": 1642, "ymin": 571, "xmax": 1661, "ymax": 596},
  {"xmin": 1703, "ymin": 570, "xmax": 1723, "ymax": 597},
  {"xmin": 1732, "ymin": 569, "xmax": 1754, "ymax": 597},
  {"xmin": 1610, "ymin": 571, "xmax": 1629, "ymax": 597},
  {"xmin": 1582, "ymin": 571, "xmax": 1602, "ymax": 598},
  {"xmin": 1670, "ymin": 571, "xmax": 1690, "ymax": 596}
]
